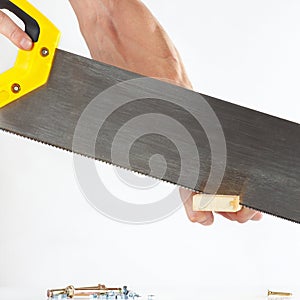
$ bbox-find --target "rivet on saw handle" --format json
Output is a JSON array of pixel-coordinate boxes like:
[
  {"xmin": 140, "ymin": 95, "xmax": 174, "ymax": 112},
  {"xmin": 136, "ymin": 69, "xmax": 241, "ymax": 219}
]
[{"xmin": 0, "ymin": 0, "xmax": 60, "ymax": 108}]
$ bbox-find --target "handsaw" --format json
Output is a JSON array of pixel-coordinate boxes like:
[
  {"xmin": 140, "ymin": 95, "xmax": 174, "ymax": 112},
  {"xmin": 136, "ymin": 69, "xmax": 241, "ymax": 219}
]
[{"xmin": 0, "ymin": 0, "xmax": 299, "ymax": 223}]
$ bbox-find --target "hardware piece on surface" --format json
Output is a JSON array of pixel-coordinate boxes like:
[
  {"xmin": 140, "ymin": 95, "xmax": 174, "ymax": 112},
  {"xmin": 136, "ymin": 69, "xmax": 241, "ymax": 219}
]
[
  {"xmin": 47, "ymin": 283, "xmax": 141, "ymax": 299},
  {"xmin": 267, "ymin": 290, "xmax": 293, "ymax": 297}
]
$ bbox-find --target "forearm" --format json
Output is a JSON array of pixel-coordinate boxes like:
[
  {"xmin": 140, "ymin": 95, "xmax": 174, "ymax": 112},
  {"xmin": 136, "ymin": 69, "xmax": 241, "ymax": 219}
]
[{"xmin": 69, "ymin": 0, "xmax": 192, "ymax": 88}]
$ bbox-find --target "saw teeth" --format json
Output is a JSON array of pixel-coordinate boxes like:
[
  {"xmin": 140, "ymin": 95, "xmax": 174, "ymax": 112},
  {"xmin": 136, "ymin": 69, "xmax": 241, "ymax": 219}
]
[
  {"xmin": 0, "ymin": 127, "xmax": 196, "ymax": 193},
  {"xmin": 1, "ymin": 128, "xmax": 299, "ymax": 225},
  {"xmin": 242, "ymin": 203, "xmax": 299, "ymax": 224}
]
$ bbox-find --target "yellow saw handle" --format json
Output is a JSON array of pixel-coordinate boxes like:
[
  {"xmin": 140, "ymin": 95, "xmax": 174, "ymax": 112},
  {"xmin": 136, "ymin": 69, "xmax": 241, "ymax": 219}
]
[{"xmin": 0, "ymin": 0, "xmax": 60, "ymax": 108}]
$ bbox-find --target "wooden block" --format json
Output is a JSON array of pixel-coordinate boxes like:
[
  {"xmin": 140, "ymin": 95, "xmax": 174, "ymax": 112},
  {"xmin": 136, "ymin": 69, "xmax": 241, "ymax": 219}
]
[{"xmin": 193, "ymin": 193, "xmax": 242, "ymax": 212}]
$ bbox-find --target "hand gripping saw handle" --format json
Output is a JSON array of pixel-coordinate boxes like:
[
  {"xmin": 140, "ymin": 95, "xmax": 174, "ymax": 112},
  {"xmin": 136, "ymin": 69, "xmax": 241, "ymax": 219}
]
[{"xmin": 0, "ymin": 0, "xmax": 60, "ymax": 108}]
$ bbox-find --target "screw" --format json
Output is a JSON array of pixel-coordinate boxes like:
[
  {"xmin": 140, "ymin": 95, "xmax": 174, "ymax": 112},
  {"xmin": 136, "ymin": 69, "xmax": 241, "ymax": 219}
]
[
  {"xmin": 41, "ymin": 47, "xmax": 50, "ymax": 57},
  {"xmin": 268, "ymin": 290, "xmax": 292, "ymax": 297},
  {"xmin": 75, "ymin": 284, "xmax": 106, "ymax": 290},
  {"xmin": 47, "ymin": 286, "xmax": 75, "ymax": 298},
  {"xmin": 47, "ymin": 284, "xmax": 122, "ymax": 298},
  {"xmin": 11, "ymin": 83, "xmax": 21, "ymax": 94}
]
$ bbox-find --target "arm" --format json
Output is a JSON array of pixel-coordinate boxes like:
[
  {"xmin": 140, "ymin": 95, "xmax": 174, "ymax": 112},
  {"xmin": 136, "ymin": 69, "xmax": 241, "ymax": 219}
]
[
  {"xmin": 70, "ymin": 0, "xmax": 262, "ymax": 225},
  {"xmin": 69, "ymin": 0, "xmax": 192, "ymax": 87},
  {"xmin": 0, "ymin": 0, "xmax": 262, "ymax": 225}
]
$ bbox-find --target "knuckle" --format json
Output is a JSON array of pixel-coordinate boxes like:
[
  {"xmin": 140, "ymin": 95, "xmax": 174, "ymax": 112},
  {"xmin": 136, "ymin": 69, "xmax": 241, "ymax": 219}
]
[
  {"xmin": 188, "ymin": 215, "xmax": 199, "ymax": 223},
  {"xmin": 188, "ymin": 213, "xmax": 207, "ymax": 224},
  {"xmin": 0, "ymin": 12, "xmax": 22, "ymax": 44},
  {"xmin": 0, "ymin": 11, "xmax": 7, "ymax": 27},
  {"xmin": 202, "ymin": 219, "xmax": 214, "ymax": 226},
  {"xmin": 236, "ymin": 208, "xmax": 255, "ymax": 223},
  {"xmin": 237, "ymin": 217, "xmax": 249, "ymax": 224},
  {"xmin": 9, "ymin": 26, "xmax": 19, "ymax": 42}
]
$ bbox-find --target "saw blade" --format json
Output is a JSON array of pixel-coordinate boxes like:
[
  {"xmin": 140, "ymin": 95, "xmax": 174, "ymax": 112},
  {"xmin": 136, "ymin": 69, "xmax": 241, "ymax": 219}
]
[{"xmin": 0, "ymin": 49, "xmax": 299, "ymax": 223}]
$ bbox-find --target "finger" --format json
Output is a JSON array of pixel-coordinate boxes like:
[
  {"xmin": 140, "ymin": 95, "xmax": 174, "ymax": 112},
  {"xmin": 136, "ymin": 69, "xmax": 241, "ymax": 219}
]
[
  {"xmin": 179, "ymin": 188, "xmax": 214, "ymax": 226},
  {"xmin": 0, "ymin": 11, "xmax": 32, "ymax": 50},
  {"xmin": 218, "ymin": 208, "xmax": 263, "ymax": 223},
  {"xmin": 235, "ymin": 207, "xmax": 262, "ymax": 223},
  {"xmin": 251, "ymin": 211, "xmax": 263, "ymax": 221}
]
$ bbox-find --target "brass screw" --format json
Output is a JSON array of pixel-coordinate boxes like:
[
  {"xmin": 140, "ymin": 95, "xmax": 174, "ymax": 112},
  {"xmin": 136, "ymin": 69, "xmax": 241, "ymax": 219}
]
[
  {"xmin": 75, "ymin": 284, "xmax": 107, "ymax": 290},
  {"xmin": 47, "ymin": 285, "xmax": 75, "ymax": 298},
  {"xmin": 75, "ymin": 284, "xmax": 121, "ymax": 292},
  {"xmin": 40, "ymin": 47, "xmax": 50, "ymax": 57},
  {"xmin": 268, "ymin": 290, "xmax": 293, "ymax": 297},
  {"xmin": 47, "ymin": 284, "xmax": 122, "ymax": 298},
  {"xmin": 11, "ymin": 83, "xmax": 21, "ymax": 94}
]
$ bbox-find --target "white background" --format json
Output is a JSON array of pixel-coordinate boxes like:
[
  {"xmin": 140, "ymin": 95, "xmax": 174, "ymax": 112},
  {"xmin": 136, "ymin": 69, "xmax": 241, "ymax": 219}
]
[{"xmin": 0, "ymin": 0, "xmax": 300, "ymax": 299}]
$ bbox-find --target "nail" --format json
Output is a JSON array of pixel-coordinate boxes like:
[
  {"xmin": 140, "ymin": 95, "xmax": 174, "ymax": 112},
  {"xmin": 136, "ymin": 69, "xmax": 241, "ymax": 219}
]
[{"xmin": 20, "ymin": 37, "xmax": 32, "ymax": 50}]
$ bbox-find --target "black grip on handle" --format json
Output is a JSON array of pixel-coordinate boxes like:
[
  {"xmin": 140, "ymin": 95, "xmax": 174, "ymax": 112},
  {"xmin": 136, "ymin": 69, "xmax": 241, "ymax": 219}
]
[{"xmin": 0, "ymin": 0, "xmax": 40, "ymax": 42}]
